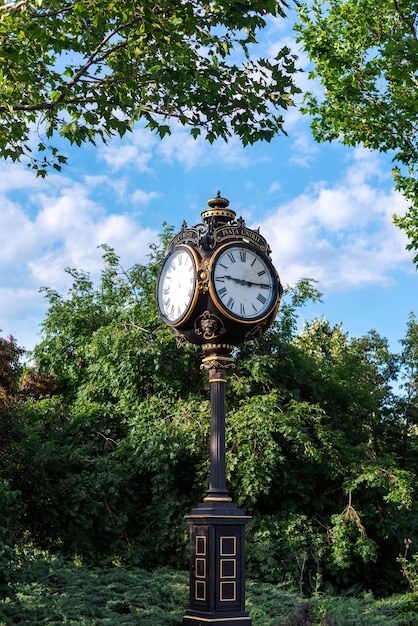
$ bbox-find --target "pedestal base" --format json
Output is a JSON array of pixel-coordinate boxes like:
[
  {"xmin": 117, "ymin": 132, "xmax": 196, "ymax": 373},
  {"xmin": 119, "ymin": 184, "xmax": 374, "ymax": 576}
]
[
  {"xmin": 183, "ymin": 501, "xmax": 252, "ymax": 626},
  {"xmin": 183, "ymin": 615, "xmax": 252, "ymax": 626}
]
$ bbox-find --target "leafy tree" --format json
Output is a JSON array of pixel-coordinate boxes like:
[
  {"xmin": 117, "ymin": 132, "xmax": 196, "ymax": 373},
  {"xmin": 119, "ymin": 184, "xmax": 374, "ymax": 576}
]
[
  {"xmin": 0, "ymin": 334, "xmax": 25, "ymax": 467},
  {"xmin": 0, "ymin": 335, "xmax": 25, "ymax": 598},
  {"xmin": 295, "ymin": 0, "xmax": 418, "ymax": 264},
  {"xmin": 32, "ymin": 234, "xmax": 203, "ymax": 408},
  {"xmin": 228, "ymin": 311, "xmax": 418, "ymax": 593},
  {"xmin": 12, "ymin": 234, "xmax": 208, "ymax": 565},
  {"xmin": 396, "ymin": 313, "xmax": 418, "ymax": 470},
  {"xmin": 5, "ymin": 236, "xmax": 417, "ymax": 595},
  {"xmin": 0, "ymin": 478, "xmax": 21, "ymax": 599},
  {"xmin": 0, "ymin": 334, "xmax": 23, "ymax": 399},
  {"xmin": 0, "ymin": 0, "xmax": 300, "ymax": 175}
]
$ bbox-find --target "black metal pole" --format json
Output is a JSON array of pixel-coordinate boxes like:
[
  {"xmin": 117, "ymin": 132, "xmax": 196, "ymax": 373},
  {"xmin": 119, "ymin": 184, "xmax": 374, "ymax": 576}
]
[
  {"xmin": 183, "ymin": 349, "xmax": 252, "ymax": 626},
  {"xmin": 204, "ymin": 355, "xmax": 233, "ymax": 502}
]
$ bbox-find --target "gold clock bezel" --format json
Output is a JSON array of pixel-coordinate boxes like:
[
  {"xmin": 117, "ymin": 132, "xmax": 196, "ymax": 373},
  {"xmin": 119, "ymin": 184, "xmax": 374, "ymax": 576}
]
[
  {"xmin": 156, "ymin": 244, "xmax": 200, "ymax": 328},
  {"xmin": 208, "ymin": 242, "xmax": 280, "ymax": 325}
]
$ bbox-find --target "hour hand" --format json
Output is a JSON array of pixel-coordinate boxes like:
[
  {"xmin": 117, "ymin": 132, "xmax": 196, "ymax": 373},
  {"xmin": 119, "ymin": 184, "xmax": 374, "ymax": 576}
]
[
  {"xmin": 224, "ymin": 274, "xmax": 251, "ymax": 286},
  {"xmin": 223, "ymin": 275, "xmax": 270, "ymax": 288}
]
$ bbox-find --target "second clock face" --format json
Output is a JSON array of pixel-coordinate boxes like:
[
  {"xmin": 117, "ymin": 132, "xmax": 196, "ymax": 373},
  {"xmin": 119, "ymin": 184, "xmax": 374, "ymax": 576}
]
[
  {"xmin": 210, "ymin": 243, "xmax": 279, "ymax": 322},
  {"xmin": 156, "ymin": 245, "xmax": 198, "ymax": 326}
]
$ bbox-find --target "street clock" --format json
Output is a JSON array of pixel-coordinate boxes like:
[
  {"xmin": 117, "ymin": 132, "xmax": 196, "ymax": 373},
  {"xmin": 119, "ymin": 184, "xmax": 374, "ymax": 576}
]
[{"xmin": 156, "ymin": 193, "xmax": 282, "ymax": 348}]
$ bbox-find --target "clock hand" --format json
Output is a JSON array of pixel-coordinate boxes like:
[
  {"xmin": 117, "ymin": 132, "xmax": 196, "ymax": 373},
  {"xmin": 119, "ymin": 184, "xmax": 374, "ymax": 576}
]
[
  {"xmin": 224, "ymin": 274, "xmax": 250, "ymax": 285},
  {"xmin": 223, "ymin": 275, "xmax": 270, "ymax": 288}
]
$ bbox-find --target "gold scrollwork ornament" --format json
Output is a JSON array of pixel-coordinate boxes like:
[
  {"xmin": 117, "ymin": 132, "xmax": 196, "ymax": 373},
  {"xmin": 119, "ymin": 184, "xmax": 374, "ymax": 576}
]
[{"xmin": 197, "ymin": 259, "xmax": 210, "ymax": 294}]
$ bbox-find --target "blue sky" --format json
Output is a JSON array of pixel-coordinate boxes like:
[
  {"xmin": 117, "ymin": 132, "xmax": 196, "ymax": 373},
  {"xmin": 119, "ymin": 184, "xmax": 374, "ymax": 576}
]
[{"xmin": 0, "ymin": 10, "xmax": 416, "ymax": 356}]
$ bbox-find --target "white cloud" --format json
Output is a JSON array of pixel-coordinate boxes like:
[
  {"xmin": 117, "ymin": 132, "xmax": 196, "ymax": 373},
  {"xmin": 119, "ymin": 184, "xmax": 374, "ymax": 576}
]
[
  {"xmin": 131, "ymin": 188, "xmax": 160, "ymax": 205},
  {"xmin": 269, "ymin": 181, "xmax": 282, "ymax": 194},
  {"xmin": 290, "ymin": 131, "xmax": 320, "ymax": 167},
  {"xmin": 99, "ymin": 128, "xmax": 158, "ymax": 172},
  {"xmin": 0, "ymin": 161, "xmax": 159, "ymax": 349},
  {"xmin": 257, "ymin": 148, "xmax": 413, "ymax": 289}
]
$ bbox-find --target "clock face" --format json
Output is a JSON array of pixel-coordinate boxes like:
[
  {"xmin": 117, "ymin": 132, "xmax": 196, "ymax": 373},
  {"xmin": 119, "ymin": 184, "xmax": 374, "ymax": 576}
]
[
  {"xmin": 210, "ymin": 243, "xmax": 279, "ymax": 322},
  {"xmin": 156, "ymin": 246, "xmax": 198, "ymax": 326}
]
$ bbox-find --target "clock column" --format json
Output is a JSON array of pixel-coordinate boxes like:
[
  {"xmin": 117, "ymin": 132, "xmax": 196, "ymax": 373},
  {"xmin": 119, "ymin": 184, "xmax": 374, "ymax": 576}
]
[
  {"xmin": 203, "ymin": 348, "xmax": 233, "ymax": 502},
  {"xmin": 183, "ymin": 344, "xmax": 252, "ymax": 626}
]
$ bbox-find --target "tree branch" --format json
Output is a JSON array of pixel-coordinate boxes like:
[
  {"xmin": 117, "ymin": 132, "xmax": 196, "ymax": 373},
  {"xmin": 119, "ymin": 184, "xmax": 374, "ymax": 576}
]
[
  {"xmin": 0, "ymin": 0, "xmax": 31, "ymax": 15},
  {"xmin": 392, "ymin": 0, "xmax": 417, "ymax": 39}
]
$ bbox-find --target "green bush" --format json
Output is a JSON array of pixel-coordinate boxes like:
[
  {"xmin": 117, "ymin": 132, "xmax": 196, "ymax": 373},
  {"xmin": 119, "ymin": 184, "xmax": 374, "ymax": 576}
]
[{"xmin": 0, "ymin": 479, "xmax": 21, "ymax": 599}]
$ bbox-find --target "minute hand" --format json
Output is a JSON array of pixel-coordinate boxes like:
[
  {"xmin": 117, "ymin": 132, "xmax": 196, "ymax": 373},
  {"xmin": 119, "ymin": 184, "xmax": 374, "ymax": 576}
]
[{"xmin": 224, "ymin": 275, "xmax": 270, "ymax": 288}]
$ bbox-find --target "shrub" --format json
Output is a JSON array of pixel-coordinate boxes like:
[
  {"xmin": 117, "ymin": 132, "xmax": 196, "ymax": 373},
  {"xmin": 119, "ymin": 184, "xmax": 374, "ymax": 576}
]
[{"xmin": 0, "ymin": 478, "xmax": 21, "ymax": 599}]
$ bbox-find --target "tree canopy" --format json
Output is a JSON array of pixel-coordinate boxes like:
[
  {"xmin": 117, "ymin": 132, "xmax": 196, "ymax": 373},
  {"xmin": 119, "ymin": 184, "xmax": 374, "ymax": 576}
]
[
  {"xmin": 0, "ymin": 0, "xmax": 300, "ymax": 175},
  {"xmin": 295, "ymin": 0, "xmax": 418, "ymax": 265},
  {"xmin": 1, "ymin": 235, "xmax": 417, "ymax": 597}
]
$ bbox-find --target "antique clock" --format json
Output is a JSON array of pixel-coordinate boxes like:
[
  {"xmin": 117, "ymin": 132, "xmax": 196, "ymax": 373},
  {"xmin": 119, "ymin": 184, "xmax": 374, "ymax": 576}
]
[{"xmin": 156, "ymin": 193, "xmax": 282, "ymax": 347}]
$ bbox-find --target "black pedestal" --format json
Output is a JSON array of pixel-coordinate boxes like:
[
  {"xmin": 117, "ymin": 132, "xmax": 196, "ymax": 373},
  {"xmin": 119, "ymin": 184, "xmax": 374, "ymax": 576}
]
[{"xmin": 183, "ymin": 500, "xmax": 252, "ymax": 626}]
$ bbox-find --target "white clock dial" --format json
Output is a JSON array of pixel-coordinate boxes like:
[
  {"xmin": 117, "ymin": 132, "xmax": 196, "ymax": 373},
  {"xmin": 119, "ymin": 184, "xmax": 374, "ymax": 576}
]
[
  {"xmin": 211, "ymin": 244, "xmax": 278, "ymax": 321},
  {"xmin": 157, "ymin": 246, "xmax": 198, "ymax": 325}
]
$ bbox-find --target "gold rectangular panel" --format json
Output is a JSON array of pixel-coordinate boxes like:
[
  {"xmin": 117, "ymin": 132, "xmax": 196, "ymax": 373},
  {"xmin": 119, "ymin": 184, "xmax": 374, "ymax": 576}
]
[
  {"xmin": 196, "ymin": 558, "xmax": 206, "ymax": 578},
  {"xmin": 196, "ymin": 535, "xmax": 207, "ymax": 556},
  {"xmin": 220, "ymin": 559, "xmax": 236, "ymax": 579},
  {"xmin": 195, "ymin": 580, "xmax": 206, "ymax": 602},
  {"xmin": 220, "ymin": 536, "xmax": 236, "ymax": 556},
  {"xmin": 220, "ymin": 581, "xmax": 236, "ymax": 602}
]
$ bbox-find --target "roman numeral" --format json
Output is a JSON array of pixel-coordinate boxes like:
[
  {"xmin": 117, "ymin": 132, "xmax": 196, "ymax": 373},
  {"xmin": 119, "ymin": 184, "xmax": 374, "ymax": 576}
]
[
  {"xmin": 258, "ymin": 269, "xmax": 266, "ymax": 276},
  {"xmin": 227, "ymin": 252, "xmax": 236, "ymax": 263},
  {"xmin": 218, "ymin": 286, "xmax": 227, "ymax": 297},
  {"xmin": 257, "ymin": 293, "xmax": 267, "ymax": 305},
  {"xmin": 227, "ymin": 297, "xmax": 235, "ymax": 310},
  {"xmin": 240, "ymin": 250, "xmax": 247, "ymax": 262},
  {"xmin": 240, "ymin": 303, "xmax": 246, "ymax": 316}
]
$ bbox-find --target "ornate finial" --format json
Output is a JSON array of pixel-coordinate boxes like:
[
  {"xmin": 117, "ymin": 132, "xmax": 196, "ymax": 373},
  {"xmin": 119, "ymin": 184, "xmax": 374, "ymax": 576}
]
[{"xmin": 201, "ymin": 191, "xmax": 236, "ymax": 224}]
